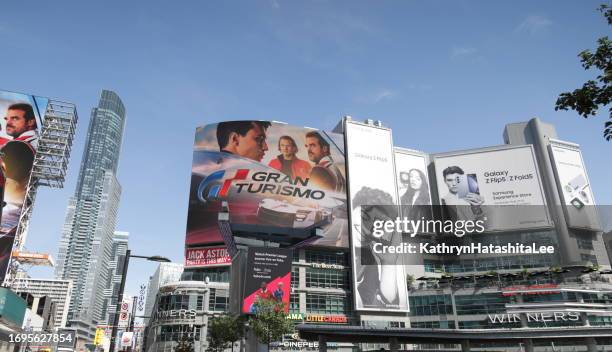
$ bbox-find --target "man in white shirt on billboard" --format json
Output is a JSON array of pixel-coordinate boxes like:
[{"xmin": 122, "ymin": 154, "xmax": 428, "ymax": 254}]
[
  {"xmin": 304, "ymin": 131, "xmax": 345, "ymax": 193},
  {"xmin": 3, "ymin": 103, "xmax": 38, "ymax": 148},
  {"xmin": 441, "ymin": 166, "xmax": 486, "ymax": 224}
]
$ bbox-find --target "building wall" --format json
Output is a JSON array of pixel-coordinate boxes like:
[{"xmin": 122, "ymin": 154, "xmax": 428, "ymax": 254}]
[{"xmin": 12, "ymin": 278, "xmax": 72, "ymax": 330}]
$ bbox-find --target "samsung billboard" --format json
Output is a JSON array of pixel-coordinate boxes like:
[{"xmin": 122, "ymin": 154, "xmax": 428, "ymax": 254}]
[
  {"xmin": 432, "ymin": 145, "xmax": 552, "ymax": 232},
  {"xmin": 345, "ymin": 120, "xmax": 409, "ymax": 313},
  {"xmin": 185, "ymin": 121, "xmax": 349, "ymax": 248}
]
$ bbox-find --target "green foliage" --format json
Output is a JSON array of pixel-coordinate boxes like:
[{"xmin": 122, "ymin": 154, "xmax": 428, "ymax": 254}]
[
  {"xmin": 174, "ymin": 335, "xmax": 194, "ymax": 352},
  {"xmin": 249, "ymin": 296, "xmax": 294, "ymax": 346},
  {"xmin": 555, "ymin": 4, "xmax": 612, "ymax": 140},
  {"xmin": 207, "ymin": 315, "xmax": 246, "ymax": 352}
]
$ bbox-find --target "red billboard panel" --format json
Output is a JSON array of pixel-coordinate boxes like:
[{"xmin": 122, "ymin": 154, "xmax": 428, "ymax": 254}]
[
  {"xmin": 185, "ymin": 247, "xmax": 231, "ymax": 267},
  {"xmin": 185, "ymin": 121, "xmax": 348, "ymax": 248}
]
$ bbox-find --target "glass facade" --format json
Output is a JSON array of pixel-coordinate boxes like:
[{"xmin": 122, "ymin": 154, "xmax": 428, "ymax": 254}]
[
  {"xmin": 305, "ymin": 267, "xmax": 349, "ymax": 289},
  {"xmin": 409, "ymin": 295, "xmax": 453, "ymax": 316},
  {"xmin": 208, "ymin": 288, "xmax": 229, "ymax": 312},
  {"xmin": 181, "ymin": 267, "xmax": 230, "ymax": 283},
  {"xmin": 306, "ymin": 293, "xmax": 350, "ymax": 315}
]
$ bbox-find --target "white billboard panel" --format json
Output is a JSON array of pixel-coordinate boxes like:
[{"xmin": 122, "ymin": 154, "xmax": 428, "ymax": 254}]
[
  {"xmin": 345, "ymin": 120, "xmax": 409, "ymax": 312},
  {"xmin": 433, "ymin": 145, "xmax": 552, "ymax": 231},
  {"xmin": 549, "ymin": 139, "xmax": 601, "ymax": 230},
  {"xmin": 394, "ymin": 149, "xmax": 432, "ymax": 221}
]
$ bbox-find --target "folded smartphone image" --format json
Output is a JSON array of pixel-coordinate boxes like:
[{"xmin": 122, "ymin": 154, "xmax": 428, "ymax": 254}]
[{"xmin": 457, "ymin": 173, "xmax": 479, "ymax": 199}]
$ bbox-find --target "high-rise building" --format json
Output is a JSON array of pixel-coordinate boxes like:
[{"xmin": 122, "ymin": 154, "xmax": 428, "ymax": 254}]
[
  {"xmin": 143, "ymin": 262, "xmax": 183, "ymax": 324},
  {"xmin": 103, "ymin": 231, "xmax": 129, "ymax": 325},
  {"xmin": 55, "ymin": 90, "xmax": 126, "ymax": 327},
  {"xmin": 12, "ymin": 277, "xmax": 73, "ymax": 330}
]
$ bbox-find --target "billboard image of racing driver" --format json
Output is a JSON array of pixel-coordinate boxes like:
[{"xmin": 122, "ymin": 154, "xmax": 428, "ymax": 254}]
[
  {"xmin": 0, "ymin": 91, "xmax": 47, "ymax": 282},
  {"xmin": 186, "ymin": 121, "xmax": 349, "ymax": 248}
]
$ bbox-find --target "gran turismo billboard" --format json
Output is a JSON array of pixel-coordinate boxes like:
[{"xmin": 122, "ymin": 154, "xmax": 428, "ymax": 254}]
[
  {"xmin": 186, "ymin": 121, "xmax": 348, "ymax": 248},
  {"xmin": 549, "ymin": 139, "xmax": 601, "ymax": 230},
  {"xmin": 433, "ymin": 145, "xmax": 552, "ymax": 232},
  {"xmin": 0, "ymin": 90, "xmax": 47, "ymax": 282},
  {"xmin": 345, "ymin": 120, "xmax": 409, "ymax": 313}
]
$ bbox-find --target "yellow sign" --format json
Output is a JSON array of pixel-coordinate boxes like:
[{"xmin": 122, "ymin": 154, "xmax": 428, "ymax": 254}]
[{"xmin": 94, "ymin": 328, "xmax": 105, "ymax": 345}]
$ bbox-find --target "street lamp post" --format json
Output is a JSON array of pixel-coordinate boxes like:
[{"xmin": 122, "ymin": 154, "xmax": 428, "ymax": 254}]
[{"xmin": 109, "ymin": 249, "xmax": 170, "ymax": 352}]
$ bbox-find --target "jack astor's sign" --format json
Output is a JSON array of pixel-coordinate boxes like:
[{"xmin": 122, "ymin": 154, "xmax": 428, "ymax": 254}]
[
  {"xmin": 489, "ymin": 311, "xmax": 580, "ymax": 324},
  {"xmin": 185, "ymin": 247, "xmax": 231, "ymax": 267}
]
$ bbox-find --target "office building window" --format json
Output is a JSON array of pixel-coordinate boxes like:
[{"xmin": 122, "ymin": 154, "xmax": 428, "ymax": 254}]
[
  {"xmin": 290, "ymin": 293, "xmax": 300, "ymax": 314},
  {"xmin": 455, "ymin": 293, "xmax": 510, "ymax": 315},
  {"xmin": 409, "ymin": 295, "xmax": 453, "ymax": 316},
  {"xmin": 305, "ymin": 267, "xmax": 348, "ymax": 289},
  {"xmin": 208, "ymin": 288, "xmax": 229, "ymax": 312},
  {"xmin": 305, "ymin": 250, "xmax": 347, "ymax": 266},
  {"xmin": 577, "ymin": 238, "xmax": 594, "ymax": 250},
  {"xmin": 306, "ymin": 293, "xmax": 350, "ymax": 315},
  {"xmin": 291, "ymin": 266, "xmax": 299, "ymax": 288}
]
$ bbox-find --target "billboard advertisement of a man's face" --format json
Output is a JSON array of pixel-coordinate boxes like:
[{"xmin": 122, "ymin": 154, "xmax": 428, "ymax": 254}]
[
  {"xmin": 0, "ymin": 90, "xmax": 47, "ymax": 282},
  {"xmin": 186, "ymin": 121, "xmax": 348, "ymax": 248},
  {"xmin": 433, "ymin": 145, "xmax": 552, "ymax": 232}
]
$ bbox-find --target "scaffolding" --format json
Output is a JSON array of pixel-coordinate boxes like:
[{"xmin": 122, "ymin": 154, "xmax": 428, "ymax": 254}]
[{"xmin": 4, "ymin": 99, "xmax": 77, "ymax": 286}]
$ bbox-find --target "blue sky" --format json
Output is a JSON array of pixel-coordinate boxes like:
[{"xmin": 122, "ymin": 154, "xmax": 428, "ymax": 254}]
[{"xmin": 2, "ymin": 1, "xmax": 611, "ymax": 298}]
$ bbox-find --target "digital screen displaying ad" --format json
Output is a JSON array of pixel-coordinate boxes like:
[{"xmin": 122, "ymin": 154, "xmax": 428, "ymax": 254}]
[
  {"xmin": 185, "ymin": 121, "xmax": 348, "ymax": 248},
  {"xmin": 242, "ymin": 247, "xmax": 291, "ymax": 314}
]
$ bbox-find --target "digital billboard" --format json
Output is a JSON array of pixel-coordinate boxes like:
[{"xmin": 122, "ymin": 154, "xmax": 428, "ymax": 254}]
[
  {"xmin": 186, "ymin": 121, "xmax": 348, "ymax": 248},
  {"xmin": 242, "ymin": 247, "xmax": 291, "ymax": 314},
  {"xmin": 345, "ymin": 120, "xmax": 409, "ymax": 312},
  {"xmin": 433, "ymin": 145, "xmax": 552, "ymax": 232},
  {"xmin": 0, "ymin": 90, "xmax": 47, "ymax": 282},
  {"xmin": 185, "ymin": 246, "xmax": 231, "ymax": 268},
  {"xmin": 549, "ymin": 139, "xmax": 601, "ymax": 230}
]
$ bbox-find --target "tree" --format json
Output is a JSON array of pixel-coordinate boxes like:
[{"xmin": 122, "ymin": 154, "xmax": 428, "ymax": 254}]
[
  {"xmin": 249, "ymin": 296, "xmax": 294, "ymax": 351},
  {"xmin": 174, "ymin": 334, "xmax": 194, "ymax": 352},
  {"xmin": 555, "ymin": 4, "xmax": 612, "ymax": 140},
  {"xmin": 207, "ymin": 315, "xmax": 246, "ymax": 352}
]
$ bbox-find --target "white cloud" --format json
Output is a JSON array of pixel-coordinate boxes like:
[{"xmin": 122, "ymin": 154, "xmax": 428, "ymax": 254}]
[
  {"xmin": 515, "ymin": 15, "xmax": 552, "ymax": 35},
  {"xmin": 451, "ymin": 46, "xmax": 477, "ymax": 59},
  {"xmin": 354, "ymin": 88, "xmax": 397, "ymax": 104}
]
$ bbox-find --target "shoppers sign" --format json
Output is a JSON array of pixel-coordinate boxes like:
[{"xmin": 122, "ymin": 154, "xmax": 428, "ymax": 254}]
[
  {"xmin": 185, "ymin": 247, "xmax": 231, "ymax": 267},
  {"xmin": 152, "ymin": 309, "xmax": 197, "ymax": 321}
]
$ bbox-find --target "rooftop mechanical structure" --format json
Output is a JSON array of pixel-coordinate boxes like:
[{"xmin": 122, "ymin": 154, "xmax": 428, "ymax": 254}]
[{"xmin": 4, "ymin": 99, "xmax": 77, "ymax": 287}]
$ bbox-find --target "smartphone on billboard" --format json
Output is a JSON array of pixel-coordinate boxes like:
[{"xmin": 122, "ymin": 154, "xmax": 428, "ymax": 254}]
[{"xmin": 457, "ymin": 173, "xmax": 479, "ymax": 199}]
